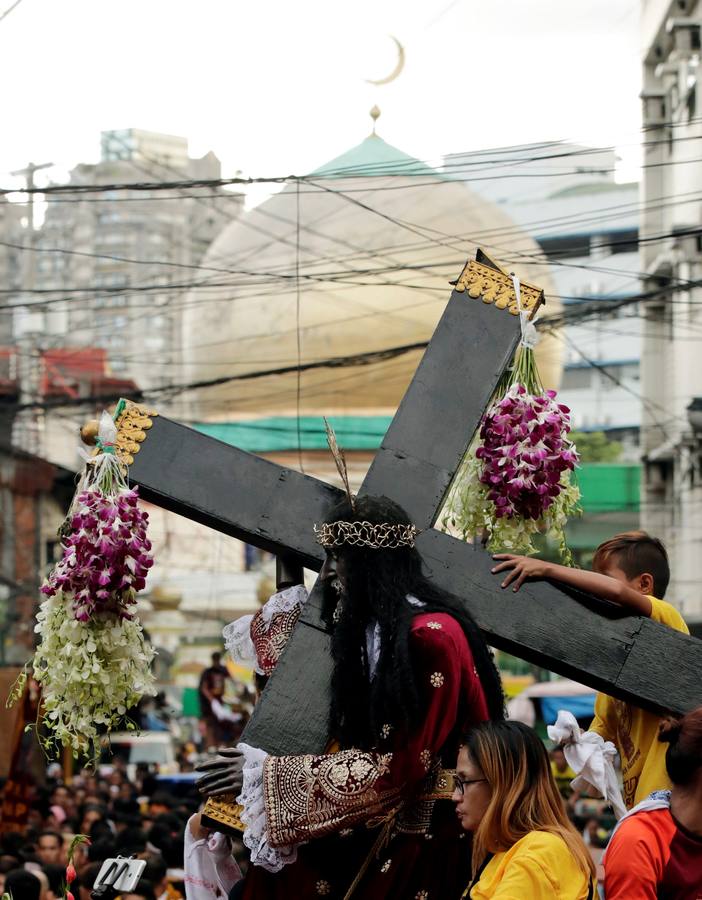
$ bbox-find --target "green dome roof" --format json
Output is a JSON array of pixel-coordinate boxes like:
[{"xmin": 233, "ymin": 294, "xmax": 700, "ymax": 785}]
[{"xmin": 310, "ymin": 134, "xmax": 439, "ymax": 179}]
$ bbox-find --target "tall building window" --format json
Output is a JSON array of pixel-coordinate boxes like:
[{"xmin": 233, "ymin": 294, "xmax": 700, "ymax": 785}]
[
  {"xmin": 607, "ymin": 229, "xmax": 638, "ymax": 255},
  {"xmin": 537, "ymin": 234, "xmax": 591, "ymax": 259}
]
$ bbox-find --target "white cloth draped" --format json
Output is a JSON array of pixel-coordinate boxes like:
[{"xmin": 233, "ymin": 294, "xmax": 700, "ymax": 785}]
[
  {"xmin": 547, "ymin": 709, "xmax": 627, "ymax": 819},
  {"xmin": 183, "ymin": 816, "xmax": 242, "ymax": 899}
]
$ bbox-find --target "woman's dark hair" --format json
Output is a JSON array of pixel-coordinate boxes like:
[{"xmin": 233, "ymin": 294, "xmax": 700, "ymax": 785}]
[
  {"xmin": 4, "ymin": 869, "xmax": 41, "ymax": 900},
  {"xmin": 41, "ymin": 863, "xmax": 66, "ymax": 893},
  {"xmin": 324, "ymin": 494, "xmax": 504, "ymax": 748},
  {"xmin": 127, "ymin": 877, "xmax": 157, "ymax": 900},
  {"xmin": 659, "ymin": 706, "xmax": 702, "ymax": 785}
]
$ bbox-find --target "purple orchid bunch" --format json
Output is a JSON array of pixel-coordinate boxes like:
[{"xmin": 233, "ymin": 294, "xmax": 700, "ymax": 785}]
[
  {"xmin": 476, "ymin": 384, "xmax": 579, "ymax": 520},
  {"xmin": 445, "ymin": 342, "xmax": 580, "ymax": 562},
  {"xmin": 41, "ymin": 486, "xmax": 153, "ymax": 623}
]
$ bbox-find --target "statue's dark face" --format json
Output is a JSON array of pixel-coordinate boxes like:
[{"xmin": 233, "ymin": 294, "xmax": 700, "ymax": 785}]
[
  {"xmin": 319, "ymin": 547, "xmax": 349, "ymax": 622},
  {"xmin": 319, "ymin": 547, "xmax": 347, "ymax": 588}
]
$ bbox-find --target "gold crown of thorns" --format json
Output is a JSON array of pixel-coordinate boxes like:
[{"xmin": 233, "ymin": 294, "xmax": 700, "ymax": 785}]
[{"xmin": 314, "ymin": 520, "xmax": 420, "ymax": 550}]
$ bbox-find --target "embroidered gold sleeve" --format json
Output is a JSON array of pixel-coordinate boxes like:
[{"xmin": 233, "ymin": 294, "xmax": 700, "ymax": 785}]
[{"xmin": 263, "ymin": 749, "xmax": 400, "ymax": 847}]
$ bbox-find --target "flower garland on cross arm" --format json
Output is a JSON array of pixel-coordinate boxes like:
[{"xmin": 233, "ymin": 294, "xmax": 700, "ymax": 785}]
[
  {"xmin": 27, "ymin": 412, "xmax": 156, "ymax": 761},
  {"xmin": 444, "ymin": 335, "xmax": 581, "ymax": 564}
]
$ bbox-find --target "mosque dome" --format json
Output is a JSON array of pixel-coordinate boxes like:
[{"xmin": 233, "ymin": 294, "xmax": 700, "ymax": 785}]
[{"xmin": 181, "ymin": 132, "xmax": 561, "ymax": 420}]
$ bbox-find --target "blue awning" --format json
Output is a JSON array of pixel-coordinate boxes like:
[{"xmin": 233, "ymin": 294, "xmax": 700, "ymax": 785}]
[{"xmin": 541, "ymin": 694, "xmax": 596, "ymax": 724}]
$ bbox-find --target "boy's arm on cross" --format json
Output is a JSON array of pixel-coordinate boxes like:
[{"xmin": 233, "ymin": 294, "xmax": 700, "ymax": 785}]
[{"xmin": 491, "ymin": 555, "xmax": 653, "ymax": 616}]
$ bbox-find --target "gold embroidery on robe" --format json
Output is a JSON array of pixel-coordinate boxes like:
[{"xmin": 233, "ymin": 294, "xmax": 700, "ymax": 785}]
[{"xmin": 263, "ymin": 749, "xmax": 403, "ymax": 847}]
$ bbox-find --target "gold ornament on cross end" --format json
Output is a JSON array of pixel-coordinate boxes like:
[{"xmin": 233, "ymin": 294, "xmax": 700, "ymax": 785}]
[
  {"xmin": 113, "ymin": 399, "xmax": 158, "ymax": 466},
  {"xmin": 452, "ymin": 253, "xmax": 544, "ymax": 318}
]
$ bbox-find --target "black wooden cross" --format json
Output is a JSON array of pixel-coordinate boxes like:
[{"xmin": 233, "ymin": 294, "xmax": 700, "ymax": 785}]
[{"xmin": 122, "ymin": 253, "xmax": 702, "ymax": 756}]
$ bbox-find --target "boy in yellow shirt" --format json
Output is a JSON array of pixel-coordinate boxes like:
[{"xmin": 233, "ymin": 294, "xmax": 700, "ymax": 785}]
[{"xmin": 491, "ymin": 531, "xmax": 689, "ymax": 809}]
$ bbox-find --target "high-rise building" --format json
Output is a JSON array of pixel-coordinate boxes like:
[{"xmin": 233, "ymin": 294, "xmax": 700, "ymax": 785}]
[
  {"xmin": 640, "ymin": 0, "xmax": 702, "ymax": 627},
  {"xmin": 35, "ymin": 129, "xmax": 243, "ymax": 391},
  {"xmin": 100, "ymin": 128, "xmax": 190, "ymax": 167}
]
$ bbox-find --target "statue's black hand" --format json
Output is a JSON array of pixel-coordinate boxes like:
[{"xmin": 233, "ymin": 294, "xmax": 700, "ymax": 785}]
[
  {"xmin": 195, "ymin": 746, "xmax": 242, "ymax": 773},
  {"xmin": 195, "ymin": 748, "xmax": 245, "ymax": 797},
  {"xmin": 195, "ymin": 758, "xmax": 233, "ymax": 774}
]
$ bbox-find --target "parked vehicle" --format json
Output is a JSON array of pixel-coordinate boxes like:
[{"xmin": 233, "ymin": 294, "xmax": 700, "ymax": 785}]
[{"xmin": 100, "ymin": 730, "xmax": 177, "ymax": 781}]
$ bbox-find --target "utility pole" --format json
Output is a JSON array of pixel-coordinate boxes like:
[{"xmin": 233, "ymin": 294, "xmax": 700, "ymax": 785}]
[{"xmin": 10, "ymin": 162, "xmax": 52, "ymax": 456}]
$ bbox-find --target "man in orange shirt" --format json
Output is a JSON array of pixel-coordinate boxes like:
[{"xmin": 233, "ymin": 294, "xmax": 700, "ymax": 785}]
[{"xmin": 604, "ymin": 706, "xmax": 702, "ymax": 898}]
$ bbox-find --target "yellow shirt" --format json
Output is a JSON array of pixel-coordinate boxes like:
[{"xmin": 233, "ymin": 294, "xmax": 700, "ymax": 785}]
[
  {"xmin": 590, "ymin": 596, "xmax": 689, "ymax": 809},
  {"xmin": 466, "ymin": 830, "xmax": 592, "ymax": 899}
]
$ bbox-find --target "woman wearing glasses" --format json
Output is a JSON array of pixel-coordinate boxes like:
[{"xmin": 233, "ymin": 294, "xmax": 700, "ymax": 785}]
[{"xmin": 453, "ymin": 720, "xmax": 596, "ymax": 899}]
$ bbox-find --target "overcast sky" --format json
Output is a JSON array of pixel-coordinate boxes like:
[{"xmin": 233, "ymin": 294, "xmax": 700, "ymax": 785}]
[{"xmin": 0, "ymin": 0, "xmax": 641, "ymax": 191}]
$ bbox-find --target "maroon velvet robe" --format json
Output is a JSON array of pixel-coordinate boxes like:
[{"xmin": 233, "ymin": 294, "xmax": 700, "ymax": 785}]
[{"xmin": 241, "ymin": 611, "xmax": 489, "ymax": 899}]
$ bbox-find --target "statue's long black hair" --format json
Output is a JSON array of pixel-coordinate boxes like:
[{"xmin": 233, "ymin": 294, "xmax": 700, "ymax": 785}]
[{"xmin": 322, "ymin": 495, "xmax": 505, "ymax": 749}]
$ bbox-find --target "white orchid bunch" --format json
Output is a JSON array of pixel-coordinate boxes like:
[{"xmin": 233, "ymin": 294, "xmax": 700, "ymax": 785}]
[{"xmin": 33, "ymin": 588, "xmax": 155, "ymax": 759}]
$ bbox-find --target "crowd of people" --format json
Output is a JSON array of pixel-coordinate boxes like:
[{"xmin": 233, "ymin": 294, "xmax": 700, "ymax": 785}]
[
  {"xmin": 0, "ymin": 756, "xmax": 202, "ymax": 899},
  {"xmin": 2, "ymin": 705, "xmax": 700, "ymax": 899},
  {"xmin": 2, "ymin": 496, "xmax": 701, "ymax": 899}
]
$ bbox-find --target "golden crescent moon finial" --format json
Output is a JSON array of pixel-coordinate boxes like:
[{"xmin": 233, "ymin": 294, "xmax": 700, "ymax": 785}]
[{"xmin": 365, "ymin": 35, "xmax": 405, "ymax": 86}]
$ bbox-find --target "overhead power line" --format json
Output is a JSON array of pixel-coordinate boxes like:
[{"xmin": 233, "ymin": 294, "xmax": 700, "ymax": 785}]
[
  {"xmin": 0, "ymin": 0, "xmax": 23, "ymax": 23},
  {"xmin": 6, "ymin": 338, "xmax": 434, "ymax": 412},
  {"xmin": 5, "ymin": 145, "xmax": 702, "ymax": 200},
  {"xmin": 7, "ymin": 277, "xmax": 700, "ymax": 414}
]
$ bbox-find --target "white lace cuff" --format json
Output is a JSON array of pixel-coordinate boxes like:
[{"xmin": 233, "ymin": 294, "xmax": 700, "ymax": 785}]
[
  {"xmin": 223, "ymin": 586, "xmax": 308, "ymax": 674},
  {"xmin": 222, "ymin": 614, "xmax": 257, "ymax": 669},
  {"xmin": 237, "ymin": 742, "xmax": 299, "ymax": 872},
  {"xmin": 260, "ymin": 584, "xmax": 308, "ymax": 624}
]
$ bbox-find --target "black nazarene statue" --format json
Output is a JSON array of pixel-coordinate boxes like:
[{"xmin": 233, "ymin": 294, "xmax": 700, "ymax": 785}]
[{"xmin": 196, "ymin": 490, "xmax": 505, "ymax": 899}]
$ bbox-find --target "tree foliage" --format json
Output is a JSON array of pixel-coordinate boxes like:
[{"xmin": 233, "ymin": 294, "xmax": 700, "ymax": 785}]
[{"xmin": 570, "ymin": 430, "xmax": 622, "ymax": 463}]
